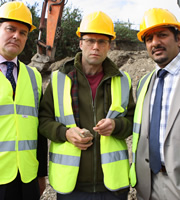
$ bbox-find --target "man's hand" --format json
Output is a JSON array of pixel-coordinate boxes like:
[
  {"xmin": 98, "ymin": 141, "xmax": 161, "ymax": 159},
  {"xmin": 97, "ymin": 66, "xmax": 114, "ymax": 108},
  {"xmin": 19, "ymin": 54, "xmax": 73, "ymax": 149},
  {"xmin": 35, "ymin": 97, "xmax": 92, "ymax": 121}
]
[
  {"xmin": 93, "ymin": 118, "xmax": 115, "ymax": 136},
  {"xmin": 38, "ymin": 176, "xmax": 46, "ymax": 196},
  {"xmin": 66, "ymin": 127, "xmax": 93, "ymax": 150}
]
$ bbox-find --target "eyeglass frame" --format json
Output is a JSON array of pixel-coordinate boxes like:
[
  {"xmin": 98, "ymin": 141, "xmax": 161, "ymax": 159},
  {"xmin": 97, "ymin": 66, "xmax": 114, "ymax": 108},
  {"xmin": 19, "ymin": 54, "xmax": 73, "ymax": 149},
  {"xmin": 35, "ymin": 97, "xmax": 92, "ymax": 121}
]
[{"xmin": 80, "ymin": 37, "xmax": 111, "ymax": 47}]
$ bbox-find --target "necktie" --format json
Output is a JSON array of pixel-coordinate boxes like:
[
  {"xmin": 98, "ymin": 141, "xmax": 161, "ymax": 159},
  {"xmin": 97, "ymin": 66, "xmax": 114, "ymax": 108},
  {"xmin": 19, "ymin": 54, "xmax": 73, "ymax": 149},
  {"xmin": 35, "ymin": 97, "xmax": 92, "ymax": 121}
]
[
  {"xmin": 149, "ymin": 69, "xmax": 168, "ymax": 174},
  {"xmin": 5, "ymin": 61, "xmax": 16, "ymax": 94}
]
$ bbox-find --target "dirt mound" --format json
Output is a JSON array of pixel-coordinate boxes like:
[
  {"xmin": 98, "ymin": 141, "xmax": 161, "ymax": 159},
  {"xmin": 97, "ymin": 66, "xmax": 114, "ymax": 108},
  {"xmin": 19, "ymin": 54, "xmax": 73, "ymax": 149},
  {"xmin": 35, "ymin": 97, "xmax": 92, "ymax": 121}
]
[
  {"xmin": 108, "ymin": 50, "xmax": 155, "ymax": 200},
  {"xmin": 42, "ymin": 50, "xmax": 155, "ymax": 98},
  {"xmin": 108, "ymin": 50, "xmax": 155, "ymax": 100},
  {"xmin": 40, "ymin": 50, "xmax": 155, "ymax": 200}
]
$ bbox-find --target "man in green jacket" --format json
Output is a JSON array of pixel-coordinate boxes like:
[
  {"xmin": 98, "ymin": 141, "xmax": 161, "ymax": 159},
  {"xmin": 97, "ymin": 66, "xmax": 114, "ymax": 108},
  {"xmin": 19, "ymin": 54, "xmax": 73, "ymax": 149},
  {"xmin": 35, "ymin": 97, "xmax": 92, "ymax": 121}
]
[{"xmin": 39, "ymin": 11, "xmax": 135, "ymax": 200}]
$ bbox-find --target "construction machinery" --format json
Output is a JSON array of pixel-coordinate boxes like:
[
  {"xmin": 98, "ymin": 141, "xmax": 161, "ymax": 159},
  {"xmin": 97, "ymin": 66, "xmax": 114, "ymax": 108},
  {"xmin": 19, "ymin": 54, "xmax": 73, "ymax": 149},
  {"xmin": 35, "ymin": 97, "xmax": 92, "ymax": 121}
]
[
  {"xmin": 30, "ymin": 0, "xmax": 66, "ymax": 72},
  {"xmin": 178, "ymin": 0, "xmax": 180, "ymax": 7}
]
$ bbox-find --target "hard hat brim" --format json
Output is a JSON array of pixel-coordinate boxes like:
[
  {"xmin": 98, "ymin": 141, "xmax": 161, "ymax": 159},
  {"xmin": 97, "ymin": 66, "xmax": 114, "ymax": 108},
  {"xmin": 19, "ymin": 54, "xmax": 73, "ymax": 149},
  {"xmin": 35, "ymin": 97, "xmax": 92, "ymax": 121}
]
[
  {"xmin": 137, "ymin": 23, "xmax": 180, "ymax": 42},
  {"xmin": 76, "ymin": 27, "xmax": 116, "ymax": 40}
]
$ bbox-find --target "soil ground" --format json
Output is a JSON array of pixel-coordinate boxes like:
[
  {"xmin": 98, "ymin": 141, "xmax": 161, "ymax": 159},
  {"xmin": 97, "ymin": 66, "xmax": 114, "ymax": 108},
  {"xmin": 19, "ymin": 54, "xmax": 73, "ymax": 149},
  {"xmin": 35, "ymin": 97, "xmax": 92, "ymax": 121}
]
[{"xmin": 40, "ymin": 50, "xmax": 155, "ymax": 200}]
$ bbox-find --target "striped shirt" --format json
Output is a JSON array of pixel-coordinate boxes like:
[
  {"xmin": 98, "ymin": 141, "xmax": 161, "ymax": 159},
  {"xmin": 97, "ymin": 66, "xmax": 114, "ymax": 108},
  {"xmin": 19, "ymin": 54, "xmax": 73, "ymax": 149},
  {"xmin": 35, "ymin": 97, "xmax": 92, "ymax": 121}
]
[
  {"xmin": 0, "ymin": 55, "xmax": 18, "ymax": 82},
  {"xmin": 150, "ymin": 52, "xmax": 180, "ymax": 164}
]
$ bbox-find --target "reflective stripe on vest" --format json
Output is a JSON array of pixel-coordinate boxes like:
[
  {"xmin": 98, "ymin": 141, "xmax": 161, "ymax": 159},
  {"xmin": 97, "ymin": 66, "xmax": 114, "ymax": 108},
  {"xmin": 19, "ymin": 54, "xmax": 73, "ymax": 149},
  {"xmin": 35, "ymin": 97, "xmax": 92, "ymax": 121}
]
[
  {"xmin": 0, "ymin": 61, "xmax": 41, "ymax": 184},
  {"xmin": 50, "ymin": 70, "xmax": 131, "ymax": 193},
  {"xmin": 106, "ymin": 71, "xmax": 131, "ymax": 118},
  {"xmin": 0, "ymin": 65, "xmax": 39, "ymax": 118},
  {"xmin": 26, "ymin": 65, "xmax": 39, "ymax": 110},
  {"xmin": 101, "ymin": 149, "xmax": 128, "ymax": 164},
  {"xmin": 0, "ymin": 65, "xmax": 39, "ymax": 152},
  {"xmin": 49, "ymin": 152, "xmax": 79, "ymax": 166},
  {"xmin": 101, "ymin": 71, "xmax": 131, "ymax": 191},
  {"xmin": 129, "ymin": 70, "xmax": 155, "ymax": 187},
  {"xmin": 0, "ymin": 104, "xmax": 14, "ymax": 115},
  {"xmin": 0, "ymin": 140, "xmax": 37, "ymax": 152},
  {"xmin": 0, "ymin": 104, "xmax": 38, "ymax": 117},
  {"xmin": 101, "ymin": 135, "xmax": 130, "ymax": 191},
  {"xmin": 54, "ymin": 72, "xmax": 76, "ymax": 125},
  {"xmin": 49, "ymin": 71, "xmax": 80, "ymax": 194}
]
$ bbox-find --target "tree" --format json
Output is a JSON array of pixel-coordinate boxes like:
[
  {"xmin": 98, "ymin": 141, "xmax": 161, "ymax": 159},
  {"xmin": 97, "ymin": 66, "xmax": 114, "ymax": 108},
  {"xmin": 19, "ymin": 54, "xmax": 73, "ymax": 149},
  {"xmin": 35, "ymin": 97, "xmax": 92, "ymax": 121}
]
[
  {"xmin": 114, "ymin": 20, "xmax": 138, "ymax": 42},
  {"xmin": 0, "ymin": 1, "xmax": 40, "ymax": 64},
  {"xmin": 0, "ymin": 1, "xmax": 139, "ymax": 64},
  {"xmin": 55, "ymin": 5, "xmax": 82, "ymax": 60},
  {"xmin": 18, "ymin": 2, "xmax": 40, "ymax": 64},
  {"xmin": 21, "ymin": 3, "xmax": 82, "ymax": 63}
]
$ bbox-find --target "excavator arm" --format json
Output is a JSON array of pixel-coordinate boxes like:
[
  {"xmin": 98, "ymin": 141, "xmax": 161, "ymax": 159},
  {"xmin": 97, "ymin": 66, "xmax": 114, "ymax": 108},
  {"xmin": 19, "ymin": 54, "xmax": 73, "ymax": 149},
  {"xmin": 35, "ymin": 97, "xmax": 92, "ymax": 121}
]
[
  {"xmin": 178, "ymin": 0, "xmax": 180, "ymax": 7},
  {"xmin": 30, "ymin": 0, "xmax": 66, "ymax": 72}
]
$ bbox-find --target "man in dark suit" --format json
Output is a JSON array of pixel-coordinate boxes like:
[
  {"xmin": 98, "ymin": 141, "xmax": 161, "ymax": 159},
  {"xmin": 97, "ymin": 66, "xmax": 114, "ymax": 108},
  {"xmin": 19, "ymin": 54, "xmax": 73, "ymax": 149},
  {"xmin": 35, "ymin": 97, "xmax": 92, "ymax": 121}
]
[{"xmin": 0, "ymin": 2, "xmax": 47, "ymax": 200}]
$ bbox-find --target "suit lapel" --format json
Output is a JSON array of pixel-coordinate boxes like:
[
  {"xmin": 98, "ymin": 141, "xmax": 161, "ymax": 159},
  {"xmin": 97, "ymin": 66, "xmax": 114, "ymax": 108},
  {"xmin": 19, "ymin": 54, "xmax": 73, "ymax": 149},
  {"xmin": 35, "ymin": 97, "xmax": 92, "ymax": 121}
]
[
  {"xmin": 141, "ymin": 73, "xmax": 156, "ymax": 138},
  {"xmin": 165, "ymin": 75, "xmax": 180, "ymax": 139}
]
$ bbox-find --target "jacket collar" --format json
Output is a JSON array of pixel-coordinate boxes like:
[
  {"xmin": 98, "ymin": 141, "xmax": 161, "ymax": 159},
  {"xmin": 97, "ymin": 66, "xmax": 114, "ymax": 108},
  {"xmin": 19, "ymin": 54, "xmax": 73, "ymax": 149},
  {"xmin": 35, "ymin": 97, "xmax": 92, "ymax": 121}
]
[{"xmin": 61, "ymin": 52, "xmax": 122, "ymax": 78}]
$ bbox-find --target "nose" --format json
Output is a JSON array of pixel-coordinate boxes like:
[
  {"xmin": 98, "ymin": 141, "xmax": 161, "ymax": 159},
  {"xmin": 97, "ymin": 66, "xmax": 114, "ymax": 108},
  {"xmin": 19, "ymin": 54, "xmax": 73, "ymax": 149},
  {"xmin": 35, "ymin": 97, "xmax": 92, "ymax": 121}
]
[
  {"xmin": 12, "ymin": 31, "xmax": 20, "ymax": 40},
  {"xmin": 151, "ymin": 34, "xmax": 160, "ymax": 46},
  {"xmin": 92, "ymin": 41, "xmax": 100, "ymax": 49}
]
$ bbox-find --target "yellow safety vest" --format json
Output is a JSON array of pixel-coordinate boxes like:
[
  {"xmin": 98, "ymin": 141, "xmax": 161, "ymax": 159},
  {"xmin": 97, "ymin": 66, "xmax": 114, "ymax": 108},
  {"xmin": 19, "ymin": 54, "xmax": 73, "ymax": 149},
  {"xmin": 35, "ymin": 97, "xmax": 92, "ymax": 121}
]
[
  {"xmin": 0, "ymin": 61, "xmax": 42, "ymax": 184},
  {"xmin": 129, "ymin": 70, "xmax": 155, "ymax": 187},
  {"xmin": 50, "ymin": 70, "xmax": 132, "ymax": 194}
]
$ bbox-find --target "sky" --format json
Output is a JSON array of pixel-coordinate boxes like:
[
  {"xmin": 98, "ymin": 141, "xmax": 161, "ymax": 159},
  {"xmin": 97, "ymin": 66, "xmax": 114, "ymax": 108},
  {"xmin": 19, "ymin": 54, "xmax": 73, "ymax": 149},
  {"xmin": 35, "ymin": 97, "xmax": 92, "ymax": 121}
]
[{"xmin": 22, "ymin": 0, "xmax": 180, "ymax": 30}]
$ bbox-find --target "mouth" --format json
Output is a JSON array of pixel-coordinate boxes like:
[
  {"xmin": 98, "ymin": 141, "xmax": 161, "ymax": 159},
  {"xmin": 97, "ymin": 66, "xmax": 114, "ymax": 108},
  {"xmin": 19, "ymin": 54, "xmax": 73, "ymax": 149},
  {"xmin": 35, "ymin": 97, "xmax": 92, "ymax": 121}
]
[
  {"xmin": 90, "ymin": 53, "xmax": 100, "ymax": 57},
  {"xmin": 152, "ymin": 47, "xmax": 166, "ymax": 55},
  {"xmin": 7, "ymin": 42, "xmax": 19, "ymax": 47}
]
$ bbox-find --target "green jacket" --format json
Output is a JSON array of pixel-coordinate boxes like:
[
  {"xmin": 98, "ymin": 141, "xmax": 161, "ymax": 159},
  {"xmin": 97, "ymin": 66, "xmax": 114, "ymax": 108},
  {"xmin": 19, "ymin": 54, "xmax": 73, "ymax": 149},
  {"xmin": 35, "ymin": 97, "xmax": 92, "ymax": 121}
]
[{"xmin": 39, "ymin": 52, "xmax": 135, "ymax": 192}]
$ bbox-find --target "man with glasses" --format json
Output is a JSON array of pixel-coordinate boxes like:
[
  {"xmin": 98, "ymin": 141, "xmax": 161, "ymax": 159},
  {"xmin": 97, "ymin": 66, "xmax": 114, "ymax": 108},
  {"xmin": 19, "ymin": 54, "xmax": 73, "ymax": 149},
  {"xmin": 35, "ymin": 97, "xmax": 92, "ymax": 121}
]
[{"xmin": 39, "ymin": 11, "xmax": 135, "ymax": 200}]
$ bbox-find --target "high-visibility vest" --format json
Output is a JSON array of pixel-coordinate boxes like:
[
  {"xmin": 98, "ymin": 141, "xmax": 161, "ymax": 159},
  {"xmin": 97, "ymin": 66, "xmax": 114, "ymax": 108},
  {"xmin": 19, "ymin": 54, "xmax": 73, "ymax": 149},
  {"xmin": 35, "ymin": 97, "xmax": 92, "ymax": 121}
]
[
  {"xmin": 0, "ymin": 61, "xmax": 42, "ymax": 184},
  {"xmin": 50, "ymin": 70, "xmax": 132, "ymax": 194},
  {"xmin": 129, "ymin": 70, "xmax": 155, "ymax": 187}
]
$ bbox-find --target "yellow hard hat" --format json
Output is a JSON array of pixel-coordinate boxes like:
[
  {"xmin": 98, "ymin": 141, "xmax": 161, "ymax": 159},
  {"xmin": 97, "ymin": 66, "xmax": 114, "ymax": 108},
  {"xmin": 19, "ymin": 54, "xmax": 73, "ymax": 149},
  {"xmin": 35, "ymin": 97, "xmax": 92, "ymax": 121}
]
[
  {"xmin": 0, "ymin": 1, "xmax": 36, "ymax": 32},
  {"xmin": 76, "ymin": 11, "xmax": 116, "ymax": 40},
  {"xmin": 137, "ymin": 8, "xmax": 180, "ymax": 42}
]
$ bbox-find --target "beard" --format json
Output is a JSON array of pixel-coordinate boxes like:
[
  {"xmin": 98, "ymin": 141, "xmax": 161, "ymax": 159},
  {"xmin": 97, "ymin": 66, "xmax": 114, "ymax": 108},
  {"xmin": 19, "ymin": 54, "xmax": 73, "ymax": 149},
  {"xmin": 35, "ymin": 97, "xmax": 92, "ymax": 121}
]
[
  {"xmin": 153, "ymin": 56, "xmax": 169, "ymax": 65},
  {"xmin": 151, "ymin": 45, "xmax": 169, "ymax": 66}
]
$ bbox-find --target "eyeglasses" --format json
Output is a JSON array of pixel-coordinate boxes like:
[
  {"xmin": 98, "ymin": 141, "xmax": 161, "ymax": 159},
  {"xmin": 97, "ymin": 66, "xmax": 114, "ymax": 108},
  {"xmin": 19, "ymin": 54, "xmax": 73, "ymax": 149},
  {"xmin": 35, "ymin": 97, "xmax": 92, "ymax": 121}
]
[{"xmin": 81, "ymin": 38, "xmax": 110, "ymax": 47}]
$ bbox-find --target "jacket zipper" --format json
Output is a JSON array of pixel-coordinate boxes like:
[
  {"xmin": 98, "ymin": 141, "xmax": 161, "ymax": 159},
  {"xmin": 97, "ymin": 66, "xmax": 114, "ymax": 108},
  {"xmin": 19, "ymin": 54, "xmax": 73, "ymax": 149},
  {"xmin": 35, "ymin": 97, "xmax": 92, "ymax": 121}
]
[
  {"xmin": 83, "ymin": 75, "xmax": 97, "ymax": 192},
  {"xmin": 78, "ymin": 68, "xmax": 119, "ymax": 192},
  {"xmin": 92, "ymin": 76, "xmax": 111, "ymax": 192}
]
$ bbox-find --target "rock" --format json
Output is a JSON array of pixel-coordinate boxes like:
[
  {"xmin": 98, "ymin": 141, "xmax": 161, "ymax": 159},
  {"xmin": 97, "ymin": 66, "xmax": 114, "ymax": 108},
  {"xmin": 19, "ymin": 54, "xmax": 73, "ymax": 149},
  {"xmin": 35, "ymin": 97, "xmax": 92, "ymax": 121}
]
[
  {"xmin": 79, "ymin": 128, "xmax": 93, "ymax": 138},
  {"xmin": 40, "ymin": 49, "xmax": 155, "ymax": 200}
]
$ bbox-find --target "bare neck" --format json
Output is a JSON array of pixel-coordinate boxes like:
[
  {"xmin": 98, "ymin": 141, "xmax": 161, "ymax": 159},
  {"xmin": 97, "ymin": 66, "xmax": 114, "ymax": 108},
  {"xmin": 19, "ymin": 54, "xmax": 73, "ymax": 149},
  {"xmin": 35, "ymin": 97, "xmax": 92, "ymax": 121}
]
[{"xmin": 81, "ymin": 59, "xmax": 103, "ymax": 75}]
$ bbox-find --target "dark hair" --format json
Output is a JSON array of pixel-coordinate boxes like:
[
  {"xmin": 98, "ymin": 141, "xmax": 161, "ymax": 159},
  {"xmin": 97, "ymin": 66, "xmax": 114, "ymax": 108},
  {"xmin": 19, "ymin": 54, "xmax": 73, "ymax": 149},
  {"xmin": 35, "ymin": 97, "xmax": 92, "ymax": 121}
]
[
  {"xmin": 168, "ymin": 27, "xmax": 180, "ymax": 41},
  {"xmin": 143, "ymin": 26, "xmax": 180, "ymax": 43},
  {"xmin": 0, "ymin": 18, "xmax": 31, "ymax": 31}
]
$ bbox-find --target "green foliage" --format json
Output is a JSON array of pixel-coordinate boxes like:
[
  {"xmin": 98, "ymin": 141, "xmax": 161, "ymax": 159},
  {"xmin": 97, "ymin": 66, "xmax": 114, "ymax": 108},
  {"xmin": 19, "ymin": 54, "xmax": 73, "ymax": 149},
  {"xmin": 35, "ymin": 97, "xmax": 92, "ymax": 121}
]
[
  {"xmin": 55, "ymin": 5, "xmax": 82, "ymax": 60},
  {"xmin": 18, "ymin": 2, "xmax": 40, "ymax": 64},
  {"xmin": 0, "ymin": 1, "xmax": 40, "ymax": 64},
  {"xmin": 114, "ymin": 20, "xmax": 138, "ymax": 42},
  {"xmin": 21, "ymin": 3, "xmax": 82, "ymax": 63},
  {"xmin": 0, "ymin": 1, "xmax": 139, "ymax": 64}
]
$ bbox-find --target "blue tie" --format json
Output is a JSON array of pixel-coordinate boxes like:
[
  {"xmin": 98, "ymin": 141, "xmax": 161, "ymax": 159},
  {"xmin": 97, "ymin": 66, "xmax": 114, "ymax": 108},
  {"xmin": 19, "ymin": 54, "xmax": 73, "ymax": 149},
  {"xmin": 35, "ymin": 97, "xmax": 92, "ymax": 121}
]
[
  {"xmin": 5, "ymin": 61, "xmax": 16, "ymax": 94},
  {"xmin": 149, "ymin": 69, "xmax": 168, "ymax": 174}
]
